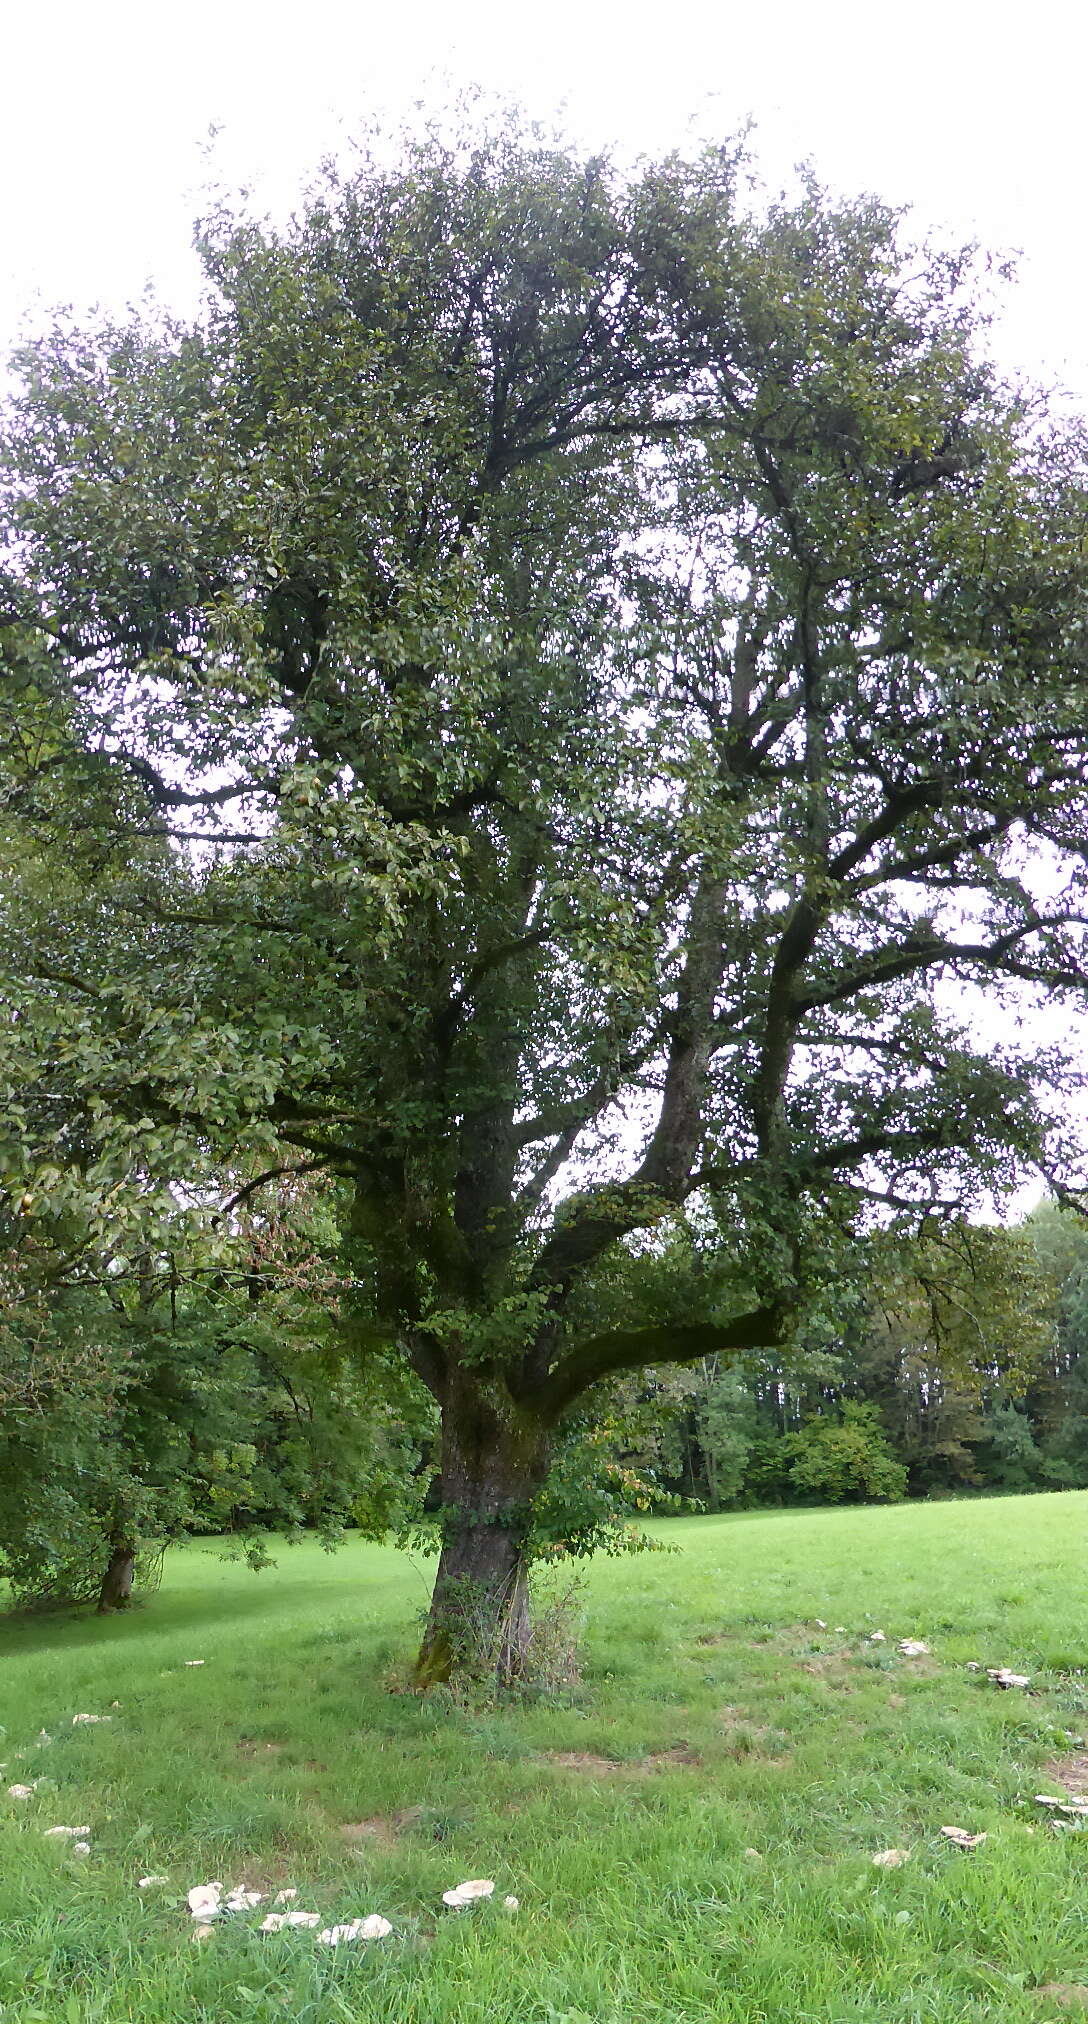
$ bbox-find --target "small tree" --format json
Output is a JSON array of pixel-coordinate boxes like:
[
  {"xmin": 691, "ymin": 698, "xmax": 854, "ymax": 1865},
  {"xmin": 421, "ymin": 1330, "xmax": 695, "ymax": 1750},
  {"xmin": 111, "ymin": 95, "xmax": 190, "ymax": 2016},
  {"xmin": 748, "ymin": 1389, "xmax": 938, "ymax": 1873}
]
[
  {"xmin": 787, "ymin": 1403, "xmax": 908, "ymax": 1504},
  {"xmin": 0, "ymin": 1181, "xmax": 426, "ymax": 1611},
  {"xmin": 4, "ymin": 119, "xmax": 1088, "ymax": 1676}
]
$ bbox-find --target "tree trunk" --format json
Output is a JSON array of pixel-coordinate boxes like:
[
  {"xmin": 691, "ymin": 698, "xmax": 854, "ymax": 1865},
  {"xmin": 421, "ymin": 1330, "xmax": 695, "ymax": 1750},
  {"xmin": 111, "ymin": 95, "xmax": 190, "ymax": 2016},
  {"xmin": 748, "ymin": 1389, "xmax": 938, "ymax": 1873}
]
[
  {"xmin": 415, "ymin": 1372, "xmax": 549, "ymax": 1689},
  {"xmin": 97, "ymin": 1543, "xmax": 135, "ymax": 1613}
]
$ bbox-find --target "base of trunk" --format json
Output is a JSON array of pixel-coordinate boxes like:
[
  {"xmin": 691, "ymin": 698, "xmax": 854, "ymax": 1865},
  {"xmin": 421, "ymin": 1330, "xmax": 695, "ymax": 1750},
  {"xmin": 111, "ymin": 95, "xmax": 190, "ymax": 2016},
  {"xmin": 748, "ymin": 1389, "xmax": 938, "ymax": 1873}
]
[
  {"xmin": 415, "ymin": 1524, "xmax": 532, "ymax": 1688},
  {"xmin": 97, "ymin": 1546, "xmax": 135, "ymax": 1613},
  {"xmin": 415, "ymin": 1376, "xmax": 550, "ymax": 1689}
]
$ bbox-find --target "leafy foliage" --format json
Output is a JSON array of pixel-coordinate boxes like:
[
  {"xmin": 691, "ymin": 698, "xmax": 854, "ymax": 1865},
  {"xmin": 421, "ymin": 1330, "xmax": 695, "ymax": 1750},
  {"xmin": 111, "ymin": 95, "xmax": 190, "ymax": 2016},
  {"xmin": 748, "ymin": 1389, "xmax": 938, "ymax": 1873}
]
[
  {"xmin": 4, "ymin": 113, "xmax": 1088, "ymax": 1656},
  {"xmin": 786, "ymin": 1403, "xmax": 908, "ymax": 1504},
  {"xmin": 591, "ymin": 1209, "xmax": 1087, "ymax": 1510},
  {"xmin": 0, "ymin": 1180, "xmax": 429, "ymax": 1606}
]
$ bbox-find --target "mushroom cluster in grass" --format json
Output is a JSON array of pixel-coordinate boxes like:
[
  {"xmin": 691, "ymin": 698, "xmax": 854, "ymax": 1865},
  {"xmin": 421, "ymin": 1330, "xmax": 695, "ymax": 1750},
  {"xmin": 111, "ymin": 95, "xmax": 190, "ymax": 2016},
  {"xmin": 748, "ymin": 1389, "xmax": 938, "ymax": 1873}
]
[
  {"xmin": 1036, "ymin": 1795, "xmax": 1088, "ymax": 1821},
  {"xmin": 940, "ymin": 1825, "xmax": 987, "ymax": 1849},
  {"xmin": 318, "ymin": 1915, "xmax": 393, "ymax": 1946}
]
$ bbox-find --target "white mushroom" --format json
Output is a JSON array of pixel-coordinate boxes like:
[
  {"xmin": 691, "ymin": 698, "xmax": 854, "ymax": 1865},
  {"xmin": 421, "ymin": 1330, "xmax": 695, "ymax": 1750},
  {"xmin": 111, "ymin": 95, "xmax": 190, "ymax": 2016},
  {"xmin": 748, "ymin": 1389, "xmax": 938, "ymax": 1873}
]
[
  {"xmin": 318, "ymin": 1920, "xmax": 369, "ymax": 1945},
  {"xmin": 187, "ymin": 1883, "xmax": 223, "ymax": 1919},
  {"xmin": 987, "ymin": 1668, "xmax": 1030, "ymax": 1690},
  {"xmin": 224, "ymin": 1888, "xmax": 264, "ymax": 1912},
  {"xmin": 442, "ymin": 1878, "xmax": 496, "ymax": 1908},
  {"xmin": 940, "ymin": 1825, "xmax": 987, "ymax": 1849}
]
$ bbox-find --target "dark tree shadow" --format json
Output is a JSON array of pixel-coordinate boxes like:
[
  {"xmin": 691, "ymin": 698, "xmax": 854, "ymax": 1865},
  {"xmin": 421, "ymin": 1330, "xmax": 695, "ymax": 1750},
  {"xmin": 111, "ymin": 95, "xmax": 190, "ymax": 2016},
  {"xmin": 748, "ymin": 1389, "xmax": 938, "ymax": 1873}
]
[{"xmin": 0, "ymin": 1548, "xmax": 354, "ymax": 1659}]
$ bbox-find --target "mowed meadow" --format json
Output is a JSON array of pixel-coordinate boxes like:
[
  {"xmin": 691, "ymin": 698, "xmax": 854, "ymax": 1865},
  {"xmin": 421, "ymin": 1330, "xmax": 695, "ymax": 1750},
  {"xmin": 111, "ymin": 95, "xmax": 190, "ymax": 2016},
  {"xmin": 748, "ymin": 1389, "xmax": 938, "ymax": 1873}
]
[{"xmin": 2, "ymin": 1495, "xmax": 1088, "ymax": 2023}]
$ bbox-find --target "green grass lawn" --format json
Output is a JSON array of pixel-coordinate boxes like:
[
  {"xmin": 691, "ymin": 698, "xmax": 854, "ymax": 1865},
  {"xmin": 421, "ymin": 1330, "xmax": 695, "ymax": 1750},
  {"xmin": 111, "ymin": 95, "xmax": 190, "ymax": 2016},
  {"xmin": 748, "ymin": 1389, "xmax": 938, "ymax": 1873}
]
[{"xmin": 2, "ymin": 1494, "xmax": 1088, "ymax": 2022}]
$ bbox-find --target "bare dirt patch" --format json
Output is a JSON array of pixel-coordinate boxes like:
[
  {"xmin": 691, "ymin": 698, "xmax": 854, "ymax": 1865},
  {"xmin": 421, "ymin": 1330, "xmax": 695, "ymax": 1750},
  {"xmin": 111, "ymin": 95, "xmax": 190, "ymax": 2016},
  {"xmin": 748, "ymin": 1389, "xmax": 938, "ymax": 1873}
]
[
  {"xmin": 716, "ymin": 1708, "xmax": 788, "ymax": 1762},
  {"xmin": 542, "ymin": 1745, "xmax": 702, "ymax": 1776},
  {"xmin": 545, "ymin": 1751, "xmax": 627, "ymax": 1774},
  {"xmin": 718, "ymin": 1707, "xmax": 770, "ymax": 1739},
  {"xmin": 338, "ymin": 1807, "xmax": 424, "ymax": 1847},
  {"xmin": 1035, "ymin": 1986, "xmax": 1088, "ymax": 2009},
  {"xmin": 800, "ymin": 1654, "xmax": 855, "ymax": 1690},
  {"xmin": 234, "ymin": 1855, "xmax": 298, "ymax": 1891},
  {"xmin": 1042, "ymin": 1754, "xmax": 1088, "ymax": 1797}
]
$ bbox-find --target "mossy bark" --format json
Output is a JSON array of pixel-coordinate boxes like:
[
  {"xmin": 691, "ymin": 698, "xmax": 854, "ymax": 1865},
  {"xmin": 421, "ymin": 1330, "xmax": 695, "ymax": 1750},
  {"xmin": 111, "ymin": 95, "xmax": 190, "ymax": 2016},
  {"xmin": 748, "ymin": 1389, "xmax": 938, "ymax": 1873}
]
[{"xmin": 415, "ymin": 1370, "xmax": 548, "ymax": 1687}]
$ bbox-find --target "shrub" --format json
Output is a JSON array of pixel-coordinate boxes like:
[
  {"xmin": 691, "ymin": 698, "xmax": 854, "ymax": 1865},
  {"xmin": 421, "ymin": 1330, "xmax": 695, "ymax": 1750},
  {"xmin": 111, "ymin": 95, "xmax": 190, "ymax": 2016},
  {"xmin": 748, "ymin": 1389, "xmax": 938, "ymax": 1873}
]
[{"xmin": 787, "ymin": 1403, "xmax": 908, "ymax": 1504}]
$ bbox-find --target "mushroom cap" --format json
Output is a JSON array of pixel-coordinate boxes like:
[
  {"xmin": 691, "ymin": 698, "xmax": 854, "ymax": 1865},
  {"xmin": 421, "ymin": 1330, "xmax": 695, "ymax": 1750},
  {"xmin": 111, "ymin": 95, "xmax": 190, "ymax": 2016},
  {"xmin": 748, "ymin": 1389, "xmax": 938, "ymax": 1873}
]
[
  {"xmin": 187, "ymin": 1882, "xmax": 223, "ymax": 1918},
  {"xmin": 443, "ymin": 1878, "xmax": 495, "ymax": 1905}
]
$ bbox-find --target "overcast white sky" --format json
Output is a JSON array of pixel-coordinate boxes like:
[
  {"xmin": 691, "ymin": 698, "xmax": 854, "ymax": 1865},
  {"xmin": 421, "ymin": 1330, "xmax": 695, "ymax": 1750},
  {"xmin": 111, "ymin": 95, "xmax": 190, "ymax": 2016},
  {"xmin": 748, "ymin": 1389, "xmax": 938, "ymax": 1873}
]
[{"xmin": 3, "ymin": 0, "xmax": 1088, "ymax": 399}]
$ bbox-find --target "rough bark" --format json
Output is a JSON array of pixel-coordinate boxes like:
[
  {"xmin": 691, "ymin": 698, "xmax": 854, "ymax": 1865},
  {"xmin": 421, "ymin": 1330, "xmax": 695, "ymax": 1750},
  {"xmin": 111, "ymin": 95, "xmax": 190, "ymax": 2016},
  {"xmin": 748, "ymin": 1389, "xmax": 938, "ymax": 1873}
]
[
  {"xmin": 415, "ymin": 1370, "xmax": 549, "ymax": 1688},
  {"xmin": 97, "ymin": 1543, "xmax": 135, "ymax": 1613}
]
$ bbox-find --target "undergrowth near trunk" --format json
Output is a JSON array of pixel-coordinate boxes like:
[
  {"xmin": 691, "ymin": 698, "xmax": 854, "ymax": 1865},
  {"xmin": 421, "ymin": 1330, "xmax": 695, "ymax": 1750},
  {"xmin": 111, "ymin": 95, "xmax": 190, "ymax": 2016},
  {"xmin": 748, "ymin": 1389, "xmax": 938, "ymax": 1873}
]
[{"xmin": 398, "ymin": 1568, "xmax": 586, "ymax": 1703}]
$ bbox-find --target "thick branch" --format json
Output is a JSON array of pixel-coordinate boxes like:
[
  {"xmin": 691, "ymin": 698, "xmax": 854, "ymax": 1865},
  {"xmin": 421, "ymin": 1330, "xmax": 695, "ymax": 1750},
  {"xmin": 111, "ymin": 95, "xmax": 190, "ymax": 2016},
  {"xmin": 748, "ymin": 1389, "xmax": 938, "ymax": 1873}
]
[
  {"xmin": 220, "ymin": 1160, "xmax": 326, "ymax": 1214},
  {"xmin": 798, "ymin": 914, "xmax": 1088, "ymax": 1016},
  {"xmin": 528, "ymin": 1304, "xmax": 784, "ymax": 1423},
  {"xmin": 100, "ymin": 750, "xmax": 273, "ymax": 810}
]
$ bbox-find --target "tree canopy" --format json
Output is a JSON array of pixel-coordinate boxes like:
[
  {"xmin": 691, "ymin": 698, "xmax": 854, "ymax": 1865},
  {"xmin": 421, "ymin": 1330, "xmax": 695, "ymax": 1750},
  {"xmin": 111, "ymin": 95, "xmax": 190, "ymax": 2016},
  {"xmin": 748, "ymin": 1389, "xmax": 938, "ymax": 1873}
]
[{"xmin": 3, "ymin": 116, "xmax": 1088, "ymax": 1672}]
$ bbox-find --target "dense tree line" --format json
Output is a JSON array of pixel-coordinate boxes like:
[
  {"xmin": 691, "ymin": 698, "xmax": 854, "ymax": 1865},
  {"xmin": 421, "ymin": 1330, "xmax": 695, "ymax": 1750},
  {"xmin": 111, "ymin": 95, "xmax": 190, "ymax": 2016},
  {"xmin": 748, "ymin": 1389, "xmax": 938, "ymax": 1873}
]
[
  {"xmin": 608, "ymin": 1208, "xmax": 1088, "ymax": 1509},
  {"xmin": 2, "ymin": 1189, "xmax": 1086, "ymax": 1610}
]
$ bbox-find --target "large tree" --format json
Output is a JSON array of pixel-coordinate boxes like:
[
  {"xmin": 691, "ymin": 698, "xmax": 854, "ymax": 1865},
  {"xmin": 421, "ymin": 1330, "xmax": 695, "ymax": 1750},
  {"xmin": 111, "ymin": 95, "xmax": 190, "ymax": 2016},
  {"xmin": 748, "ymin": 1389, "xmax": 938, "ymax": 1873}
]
[{"xmin": 4, "ymin": 121, "xmax": 1088, "ymax": 1676}]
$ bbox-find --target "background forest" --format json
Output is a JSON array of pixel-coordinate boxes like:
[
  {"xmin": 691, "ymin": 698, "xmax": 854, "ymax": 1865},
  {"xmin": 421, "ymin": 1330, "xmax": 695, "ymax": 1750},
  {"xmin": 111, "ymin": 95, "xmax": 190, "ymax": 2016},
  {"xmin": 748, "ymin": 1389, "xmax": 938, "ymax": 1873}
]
[{"xmin": 4, "ymin": 1178, "xmax": 1085, "ymax": 1612}]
